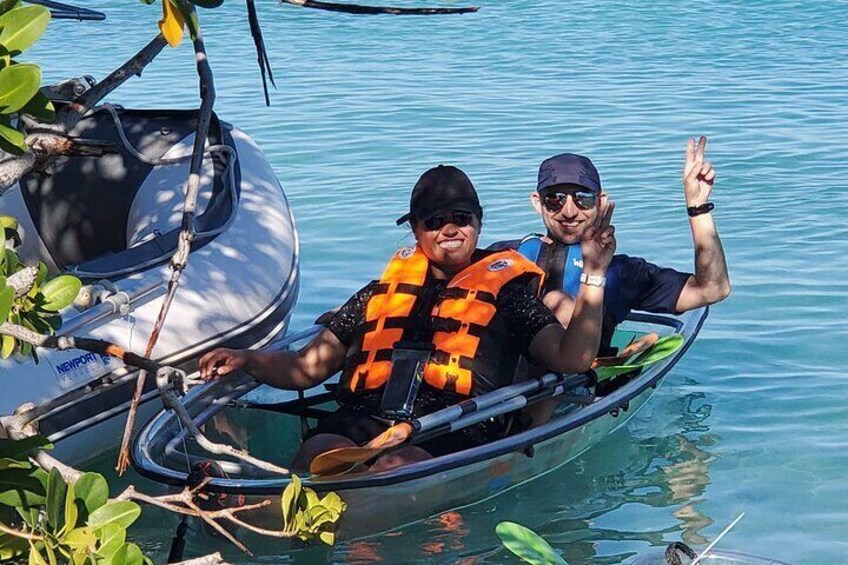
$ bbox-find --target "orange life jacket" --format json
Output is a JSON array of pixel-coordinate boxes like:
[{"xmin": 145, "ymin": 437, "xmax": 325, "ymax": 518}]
[{"xmin": 341, "ymin": 245, "xmax": 544, "ymax": 397}]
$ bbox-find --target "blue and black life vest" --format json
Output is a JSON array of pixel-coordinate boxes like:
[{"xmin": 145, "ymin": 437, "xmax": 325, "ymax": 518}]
[{"xmin": 516, "ymin": 234, "xmax": 584, "ymax": 298}]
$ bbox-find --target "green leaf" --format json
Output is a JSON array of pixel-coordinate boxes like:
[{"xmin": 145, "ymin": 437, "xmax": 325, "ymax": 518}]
[
  {"xmin": 0, "ymin": 532, "xmax": 28, "ymax": 561},
  {"xmin": 3, "ymin": 249, "xmax": 20, "ymax": 275},
  {"xmin": 495, "ymin": 521, "xmax": 569, "ymax": 565},
  {"xmin": 172, "ymin": 0, "xmax": 200, "ymax": 41},
  {"xmin": 46, "ymin": 467, "xmax": 66, "ymax": 531},
  {"xmin": 38, "ymin": 274, "xmax": 81, "ymax": 312},
  {"xmin": 87, "ymin": 501, "xmax": 141, "ymax": 530},
  {"xmin": 0, "ymin": 456, "xmax": 31, "ymax": 470},
  {"xmin": 281, "ymin": 474, "xmax": 302, "ymax": 532},
  {"xmin": 18, "ymin": 89, "xmax": 54, "ymax": 122},
  {"xmin": 95, "ymin": 523, "xmax": 125, "ymax": 560},
  {"xmin": 0, "ymin": 5, "xmax": 50, "ymax": 55},
  {"xmin": 64, "ymin": 527, "xmax": 96, "ymax": 550},
  {"xmin": 109, "ymin": 542, "xmax": 144, "ymax": 565},
  {"xmin": 0, "ymin": 466, "xmax": 48, "ymax": 508},
  {"xmin": 0, "ymin": 63, "xmax": 40, "ymax": 114},
  {"xmin": 1, "ymin": 334, "xmax": 14, "ymax": 358},
  {"xmin": 35, "ymin": 262, "xmax": 47, "ymax": 286},
  {"xmin": 0, "ymin": 1, "xmax": 23, "ymax": 17},
  {"xmin": 64, "ymin": 479, "xmax": 78, "ymax": 534},
  {"xmin": 73, "ymin": 473, "xmax": 109, "ymax": 520},
  {"xmin": 319, "ymin": 492, "xmax": 345, "ymax": 515},
  {"xmin": 42, "ymin": 540, "xmax": 57, "ymax": 565},
  {"xmin": 28, "ymin": 542, "xmax": 48, "ymax": 565},
  {"xmin": 0, "ymin": 214, "xmax": 17, "ymax": 231},
  {"xmin": 0, "ymin": 280, "xmax": 12, "ymax": 324},
  {"xmin": 0, "ymin": 120, "xmax": 26, "ymax": 154}
]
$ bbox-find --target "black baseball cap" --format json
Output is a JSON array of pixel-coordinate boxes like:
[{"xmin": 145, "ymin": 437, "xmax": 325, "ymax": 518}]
[
  {"xmin": 396, "ymin": 165, "xmax": 483, "ymax": 226},
  {"xmin": 537, "ymin": 153, "xmax": 602, "ymax": 195}
]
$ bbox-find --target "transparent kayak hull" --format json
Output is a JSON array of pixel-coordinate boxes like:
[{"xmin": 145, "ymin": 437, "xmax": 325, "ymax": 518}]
[
  {"xmin": 133, "ymin": 308, "xmax": 707, "ymax": 538},
  {"xmin": 630, "ymin": 549, "xmax": 793, "ymax": 565}
]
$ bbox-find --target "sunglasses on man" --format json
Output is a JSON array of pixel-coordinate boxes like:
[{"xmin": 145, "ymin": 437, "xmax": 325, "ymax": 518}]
[
  {"xmin": 416, "ymin": 211, "xmax": 476, "ymax": 231},
  {"xmin": 541, "ymin": 190, "xmax": 599, "ymax": 213}
]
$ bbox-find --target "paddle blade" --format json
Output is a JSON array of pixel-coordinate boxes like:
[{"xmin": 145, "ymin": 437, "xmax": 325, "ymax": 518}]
[
  {"xmin": 310, "ymin": 423, "xmax": 413, "ymax": 476},
  {"xmin": 592, "ymin": 333, "xmax": 659, "ymax": 368},
  {"xmin": 364, "ymin": 422, "xmax": 413, "ymax": 449},
  {"xmin": 309, "ymin": 446, "xmax": 386, "ymax": 476},
  {"xmin": 595, "ymin": 333, "xmax": 685, "ymax": 380}
]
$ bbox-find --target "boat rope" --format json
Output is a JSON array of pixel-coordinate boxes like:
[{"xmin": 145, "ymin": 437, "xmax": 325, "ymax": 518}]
[{"xmin": 97, "ymin": 103, "xmax": 235, "ymax": 167}]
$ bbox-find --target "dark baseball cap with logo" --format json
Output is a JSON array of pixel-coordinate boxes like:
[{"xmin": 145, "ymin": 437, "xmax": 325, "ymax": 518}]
[
  {"xmin": 396, "ymin": 165, "xmax": 483, "ymax": 226},
  {"xmin": 536, "ymin": 153, "xmax": 602, "ymax": 195}
]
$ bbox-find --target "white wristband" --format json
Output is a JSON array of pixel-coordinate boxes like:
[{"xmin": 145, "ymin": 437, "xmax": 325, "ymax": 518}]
[{"xmin": 580, "ymin": 272, "xmax": 606, "ymax": 287}]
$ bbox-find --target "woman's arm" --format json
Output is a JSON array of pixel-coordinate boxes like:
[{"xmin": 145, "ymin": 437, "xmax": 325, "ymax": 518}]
[{"xmin": 199, "ymin": 329, "xmax": 348, "ymax": 390}]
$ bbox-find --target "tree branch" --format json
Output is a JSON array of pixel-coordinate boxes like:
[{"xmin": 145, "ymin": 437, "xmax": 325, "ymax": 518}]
[
  {"xmin": 279, "ymin": 0, "xmax": 478, "ymax": 15},
  {"xmin": 6, "ymin": 266, "xmax": 39, "ymax": 297},
  {"xmin": 0, "ymin": 522, "xmax": 44, "ymax": 541},
  {"xmin": 0, "ymin": 35, "xmax": 168, "ymax": 193},
  {"xmin": 172, "ymin": 554, "xmax": 230, "ymax": 565},
  {"xmin": 116, "ymin": 18, "xmax": 217, "ymax": 476}
]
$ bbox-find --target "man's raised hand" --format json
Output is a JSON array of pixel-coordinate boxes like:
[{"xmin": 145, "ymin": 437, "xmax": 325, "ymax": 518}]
[
  {"xmin": 581, "ymin": 194, "xmax": 616, "ymax": 274},
  {"xmin": 684, "ymin": 136, "xmax": 716, "ymax": 207}
]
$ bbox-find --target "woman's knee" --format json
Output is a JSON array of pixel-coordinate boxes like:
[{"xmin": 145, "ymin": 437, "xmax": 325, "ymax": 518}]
[{"xmin": 370, "ymin": 446, "xmax": 432, "ymax": 473}]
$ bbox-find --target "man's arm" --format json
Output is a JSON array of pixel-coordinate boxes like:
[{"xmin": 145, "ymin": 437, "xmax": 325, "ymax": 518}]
[
  {"xmin": 675, "ymin": 136, "xmax": 731, "ymax": 311},
  {"xmin": 198, "ymin": 329, "xmax": 348, "ymax": 390}
]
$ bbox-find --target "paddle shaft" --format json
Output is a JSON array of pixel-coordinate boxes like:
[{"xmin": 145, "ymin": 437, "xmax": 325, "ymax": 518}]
[
  {"xmin": 413, "ymin": 372, "xmax": 592, "ymax": 442},
  {"xmin": 411, "ymin": 371, "xmax": 589, "ymax": 434}
]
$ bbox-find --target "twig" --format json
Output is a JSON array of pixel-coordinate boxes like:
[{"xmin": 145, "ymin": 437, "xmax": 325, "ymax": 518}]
[
  {"xmin": 0, "ymin": 522, "xmax": 44, "ymax": 541},
  {"xmin": 154, "ymin": 377, "xmax": 291, "ymax": 476},
  {"xmin": 50, "ymin": 35, "xmax": 168, "ymax": 133},
  {"xmin": 172, "ymin": 554, "xmax": 230, "ymax": 565},
  {"xmin": 279, "ymin": 0, "xmax": 478, "ymax": 15},
  {"xmin": 116, "ymin": 17, "xmax": 217, "ymax": 476}
]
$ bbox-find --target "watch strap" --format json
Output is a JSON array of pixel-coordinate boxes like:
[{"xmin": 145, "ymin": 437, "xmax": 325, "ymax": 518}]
[
  {"xmin": 687, "ymin": 202, "xmax": 715, "ymax": 217},
  {"xmin": 580, "ymin": 272, "xmax": 606, "ymax": 287}
]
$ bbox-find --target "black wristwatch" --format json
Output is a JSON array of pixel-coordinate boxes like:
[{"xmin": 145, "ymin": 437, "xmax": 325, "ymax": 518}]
[{"xmin": 687, "ymin": 202, "xmax": 715, "ymax": 217}]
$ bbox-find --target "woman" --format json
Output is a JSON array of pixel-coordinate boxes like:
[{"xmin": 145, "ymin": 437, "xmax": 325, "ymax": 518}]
[{"xmin": 200, "ymin": 165, "xmax": 615, "ymax": 471}]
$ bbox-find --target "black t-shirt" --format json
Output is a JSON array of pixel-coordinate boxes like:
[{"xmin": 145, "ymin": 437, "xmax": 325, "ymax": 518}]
[
  {"xmin": 489, "ymin": 239, "xmax": 691, "ymax": 355},
  {"xmin": 600, "ymin": 254, "xmax": 691, "ymax": 353}
]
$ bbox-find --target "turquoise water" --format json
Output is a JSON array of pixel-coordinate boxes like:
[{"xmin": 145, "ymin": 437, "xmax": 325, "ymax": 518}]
[{"xmin": 29, "ymin": 0, "xmax": 848, "ymax": 563}]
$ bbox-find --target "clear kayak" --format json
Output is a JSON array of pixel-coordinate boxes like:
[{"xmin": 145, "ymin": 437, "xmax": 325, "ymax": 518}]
[{"xmin": 132, "ymin": 307, "xmax": 707, "ymax": 538}]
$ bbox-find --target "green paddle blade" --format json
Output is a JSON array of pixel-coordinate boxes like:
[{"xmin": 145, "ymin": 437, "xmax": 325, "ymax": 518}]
[
  {"xmin": 595, "ymin": 333, "xmax": 685, "ymax": 380},
  {"xmin": 496, "ymin": 521, "xmax": 569, "ymax": 565}
]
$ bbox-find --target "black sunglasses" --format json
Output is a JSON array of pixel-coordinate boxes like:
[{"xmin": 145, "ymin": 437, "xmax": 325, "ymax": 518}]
[
  {"xmin": 418, "ymin": 212, "xmax": 476, "ymax": 231},
  {"xmin": 542, "ymin": 190, "xmax": 598, "ymax": 212}
]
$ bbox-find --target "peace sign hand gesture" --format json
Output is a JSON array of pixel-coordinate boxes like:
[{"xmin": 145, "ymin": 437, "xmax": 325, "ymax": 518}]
[
  {"xmin": 684, "ymin": 136, "xmax": 716, "ymax": 207},
  {"xmin": 580, "ymin": 195, "xmax": 616, "ymax": 274}
]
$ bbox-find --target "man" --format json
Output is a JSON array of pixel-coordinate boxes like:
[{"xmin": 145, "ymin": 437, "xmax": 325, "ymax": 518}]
[
  {"xmin": 506, "ymin": 136, "xmax": 730, "ymax": 355},
  {"xmin": 200, "ymin": 164, "xmax": 615, "ymax": 472}
]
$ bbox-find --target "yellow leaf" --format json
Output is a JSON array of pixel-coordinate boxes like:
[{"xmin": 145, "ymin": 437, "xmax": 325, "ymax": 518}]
[{"xmin": 158, "ymin": 0, "xmax": 184, "ymax": 48}]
